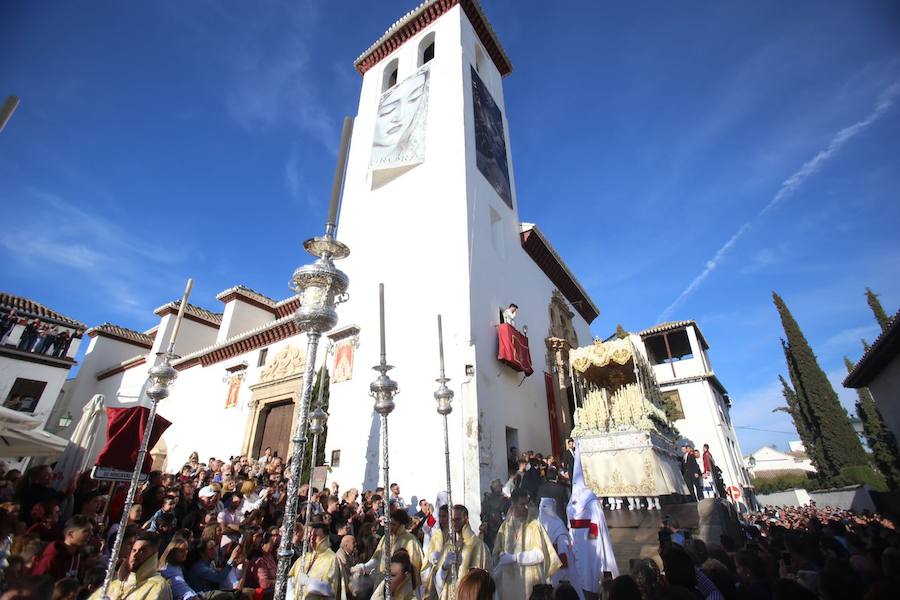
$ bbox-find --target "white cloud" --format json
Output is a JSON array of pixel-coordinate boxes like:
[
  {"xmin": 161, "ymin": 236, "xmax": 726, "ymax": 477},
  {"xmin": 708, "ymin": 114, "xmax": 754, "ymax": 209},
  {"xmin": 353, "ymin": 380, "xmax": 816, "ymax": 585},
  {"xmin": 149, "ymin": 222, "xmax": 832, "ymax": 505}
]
[
  {"xmin": 0, "ymin": 188, "xmax": 185, "ymax": 320},
  {"xmin": 284, "ymin": 148, "xmax": 304, "ymax": 200},
  {"xmin": 819, "ymin": 324, "xmax": 880, "ymax": 355},
  {"xmin": 656, "ymin": 79, "xmax": 900, "ymax": 322},
  {"xmin": 740, "ymin": 247, "xmax": 780, "ymax": 274},
  {"xmin": 223, "ymin": 1, "xmax": 337, "ymax": 153}
]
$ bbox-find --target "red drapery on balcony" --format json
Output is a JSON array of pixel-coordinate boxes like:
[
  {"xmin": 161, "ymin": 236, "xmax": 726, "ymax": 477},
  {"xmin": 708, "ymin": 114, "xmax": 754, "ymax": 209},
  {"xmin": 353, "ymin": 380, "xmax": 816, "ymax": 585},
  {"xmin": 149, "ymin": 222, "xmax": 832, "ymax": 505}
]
[{"xmin": 497, "ymin": 323, "xmax": 534, "ymax": 376}]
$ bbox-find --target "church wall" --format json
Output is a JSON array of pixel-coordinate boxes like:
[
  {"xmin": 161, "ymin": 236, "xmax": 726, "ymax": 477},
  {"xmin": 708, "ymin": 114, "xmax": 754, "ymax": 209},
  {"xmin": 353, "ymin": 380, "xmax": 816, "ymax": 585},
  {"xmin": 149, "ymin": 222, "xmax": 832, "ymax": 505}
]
[
  {"xmin": 155, "ymin": 334, "xmax": 323, "ymax": 470},
  {"xmin": 323, "ymin": 5, "xmax": 484, "ymax": 510},
  {"xmin": 150, "ymin": 314, "xmax": 218, "ymax": 358},
  {"xmin": 216, "ymin": 300, "xmax": 274, "ymax": 344},
  {"xmin": 457, "ymin": 13, "xmax": 593, "ymax": 504}
]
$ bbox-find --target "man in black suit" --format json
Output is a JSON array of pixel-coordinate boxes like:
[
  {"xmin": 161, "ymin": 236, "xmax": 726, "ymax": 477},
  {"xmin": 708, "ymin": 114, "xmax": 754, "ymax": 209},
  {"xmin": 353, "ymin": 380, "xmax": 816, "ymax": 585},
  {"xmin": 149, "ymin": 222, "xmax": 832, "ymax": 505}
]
[
  {"xmin": 680, "ymin": 444, "xmax": 703, "ymax": 501},
  {"xmin": 562, "ymin": 438, "xmax": 576, "ymax": 484},
  {"xmin": 537, "ymin": 466, "xmax": 569, "ymax": 525}
]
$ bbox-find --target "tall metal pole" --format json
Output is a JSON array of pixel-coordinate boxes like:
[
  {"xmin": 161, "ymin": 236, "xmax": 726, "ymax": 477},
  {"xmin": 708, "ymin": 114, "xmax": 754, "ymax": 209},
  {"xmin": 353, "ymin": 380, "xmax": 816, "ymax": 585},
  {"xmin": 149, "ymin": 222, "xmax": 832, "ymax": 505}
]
[
  {"xmin": 100, "ymin": 278, "xmax": 192, "ymax": 600},
  {"xmin": 434, "ymin": 315, "xmax": 457, "ymax": 600},
  {"xmin": 371, "ymin": 283, "xmax": 399, "ymax": 600},
  {"xmin": 297, "ymin": 354, "xmax": 331, "ymax": 595},
  {"xmin": 273, "ymin": 117, "xmax": 353, "ymax": 600}
]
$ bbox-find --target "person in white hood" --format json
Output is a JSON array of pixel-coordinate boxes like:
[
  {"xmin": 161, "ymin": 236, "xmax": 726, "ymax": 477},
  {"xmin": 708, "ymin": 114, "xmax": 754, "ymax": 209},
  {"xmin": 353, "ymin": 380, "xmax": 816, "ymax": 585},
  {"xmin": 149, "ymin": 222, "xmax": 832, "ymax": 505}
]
[
  {"xmin": 566, "ymin": 440, "xmax": 618, "ymax": 599},
  {"xmin": 538, "ymin": 497, "xmax": 582, "ymax": 599}
]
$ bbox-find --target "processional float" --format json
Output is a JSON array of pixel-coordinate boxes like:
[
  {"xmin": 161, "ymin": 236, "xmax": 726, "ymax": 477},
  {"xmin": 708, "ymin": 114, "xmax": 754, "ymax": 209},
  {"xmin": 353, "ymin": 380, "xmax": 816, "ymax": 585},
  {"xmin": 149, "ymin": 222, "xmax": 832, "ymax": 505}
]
[{"xmin": 569, "ymin": 337, "xmax": 688, "ymax": 510}]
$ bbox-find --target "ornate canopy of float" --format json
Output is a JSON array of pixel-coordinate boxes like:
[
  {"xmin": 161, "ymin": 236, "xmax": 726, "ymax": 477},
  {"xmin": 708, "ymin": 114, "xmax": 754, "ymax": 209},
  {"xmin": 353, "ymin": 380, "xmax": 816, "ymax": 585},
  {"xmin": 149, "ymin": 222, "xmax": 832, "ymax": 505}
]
[{"xmin": 569, "ymin": 336, "xmax": 688, "ymax": 509}]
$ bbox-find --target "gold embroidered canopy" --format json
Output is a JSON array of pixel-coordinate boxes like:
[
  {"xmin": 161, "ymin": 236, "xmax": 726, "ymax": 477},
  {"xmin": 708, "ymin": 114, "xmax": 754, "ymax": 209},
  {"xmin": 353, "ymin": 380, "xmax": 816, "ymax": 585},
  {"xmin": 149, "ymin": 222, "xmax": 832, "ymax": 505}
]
[{"xmin": 570, "ymin": 338, "xmax": 633, "ymax": 375}]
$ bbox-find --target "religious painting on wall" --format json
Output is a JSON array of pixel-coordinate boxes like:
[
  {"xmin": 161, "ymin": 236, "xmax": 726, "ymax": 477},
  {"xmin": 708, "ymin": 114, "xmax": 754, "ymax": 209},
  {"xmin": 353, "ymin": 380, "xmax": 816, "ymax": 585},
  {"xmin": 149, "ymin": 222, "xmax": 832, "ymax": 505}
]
[
  {"xmin": 225, "ymin": 375, "xmax": 241, "ymax": 409},
  {"xmin": 471, "ymin": 66, "xmax": 512, "ymax": 208},
  {"xmin": 332, "ymin": 340, "xmax": 355, "ymax": 384},
  {"xmin": 370, "ymin": 63, "xmax": 431, "ymax": 187}
]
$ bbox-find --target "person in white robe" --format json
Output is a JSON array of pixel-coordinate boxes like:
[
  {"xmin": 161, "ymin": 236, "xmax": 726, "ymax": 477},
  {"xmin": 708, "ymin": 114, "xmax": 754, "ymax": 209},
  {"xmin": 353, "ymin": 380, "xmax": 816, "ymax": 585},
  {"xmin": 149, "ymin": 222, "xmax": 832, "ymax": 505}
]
[
  {"xmin": 538, "ymin": 497, "xmax": 582, "ymax": 599},
  {"xmin": 566, "ymin": 441, "xmax": 618, "ymax": 600}
]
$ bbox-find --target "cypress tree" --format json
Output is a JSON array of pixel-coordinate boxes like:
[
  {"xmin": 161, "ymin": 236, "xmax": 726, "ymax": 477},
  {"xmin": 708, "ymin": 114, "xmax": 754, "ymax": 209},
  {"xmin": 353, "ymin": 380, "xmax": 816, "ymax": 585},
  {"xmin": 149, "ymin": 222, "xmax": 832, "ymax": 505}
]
[
  {"xmin": 777, "ymin": 373, "xmax": 827, "ymax": 475},
  {"xmin": 614, "ymin": 324, "xmax": 628, "ymax": 339},
  {"xmin": 774, "ymin": 292, "xmax": 868, "ymax": 475},
  {"xmin": 845, "ymin": 356, "xmax": 900, "ymax": 489},
  {"xmin": 865, "ymin": 287, "xmax": 892, "ymax": 333}
]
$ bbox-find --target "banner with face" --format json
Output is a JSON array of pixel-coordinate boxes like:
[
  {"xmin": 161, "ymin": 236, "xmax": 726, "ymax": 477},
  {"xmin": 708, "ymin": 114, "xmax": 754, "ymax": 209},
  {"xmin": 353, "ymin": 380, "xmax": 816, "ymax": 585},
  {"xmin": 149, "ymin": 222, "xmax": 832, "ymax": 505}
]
[{"xmin": 370, "ymin": 63, "xmax": 431, "ymax": 179}]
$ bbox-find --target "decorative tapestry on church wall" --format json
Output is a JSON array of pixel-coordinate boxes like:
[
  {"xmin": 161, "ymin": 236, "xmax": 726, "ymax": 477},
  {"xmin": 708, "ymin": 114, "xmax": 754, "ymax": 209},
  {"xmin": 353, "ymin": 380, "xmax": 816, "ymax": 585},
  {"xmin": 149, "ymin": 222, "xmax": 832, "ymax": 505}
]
[
  {"xmin": 471, "ymin": 66, "xmax": 512, "ymax": 208},
  {"xmin": 370, "ymin": 63, "xmax": 431, "ymax": 184}
]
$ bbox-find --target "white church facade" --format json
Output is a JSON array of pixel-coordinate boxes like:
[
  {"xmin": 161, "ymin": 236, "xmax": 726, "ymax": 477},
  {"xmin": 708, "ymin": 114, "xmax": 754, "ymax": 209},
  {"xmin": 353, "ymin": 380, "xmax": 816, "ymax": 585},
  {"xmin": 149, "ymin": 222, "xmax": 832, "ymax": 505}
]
[{"xmin": 59, "ymin": 0, "xmax": 601, "ymax": 514}]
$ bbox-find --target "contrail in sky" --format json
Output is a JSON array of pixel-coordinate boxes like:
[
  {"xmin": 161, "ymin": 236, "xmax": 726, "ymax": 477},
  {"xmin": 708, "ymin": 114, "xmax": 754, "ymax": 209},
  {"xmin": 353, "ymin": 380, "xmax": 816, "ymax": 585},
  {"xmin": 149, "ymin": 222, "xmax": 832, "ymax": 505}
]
[{"xmin": 656, "ymin": 80, "xmax": 900, "ymax": 322}]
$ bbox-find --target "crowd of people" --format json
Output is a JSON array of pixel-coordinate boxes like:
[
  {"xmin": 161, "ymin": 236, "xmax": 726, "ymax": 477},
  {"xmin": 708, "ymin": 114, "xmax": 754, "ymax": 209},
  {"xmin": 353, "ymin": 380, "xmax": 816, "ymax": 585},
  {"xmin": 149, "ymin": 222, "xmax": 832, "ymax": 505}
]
[
  {"xmin": 0, "ymin": 309, "xmax": 77, "ymax": 359},
  {"xmin": 0, "ymin": 443, "xmax": 896, "ymax": 600},
  {"xmin": 602, "ymin": 503, "xmax": 898, "ymax": 600}
]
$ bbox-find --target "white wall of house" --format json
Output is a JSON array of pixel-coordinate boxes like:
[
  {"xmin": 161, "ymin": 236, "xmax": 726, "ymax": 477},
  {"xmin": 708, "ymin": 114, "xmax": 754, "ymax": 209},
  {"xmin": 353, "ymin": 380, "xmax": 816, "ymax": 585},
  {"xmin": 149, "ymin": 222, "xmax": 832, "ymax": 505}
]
[
  {"xmin": 0, "ymin": 355, "xmax": 71, "ymax": 427},
  {"xmin": 745, "ymin": 445, "xmax": 816, "ymax": 477},
  {"xmin": 867, "ymin": 355, "xmax": 900, "ymax": 442},
  {"xmin": 635, "ymin": 325, "xmax": 750, "ymax": 492}
]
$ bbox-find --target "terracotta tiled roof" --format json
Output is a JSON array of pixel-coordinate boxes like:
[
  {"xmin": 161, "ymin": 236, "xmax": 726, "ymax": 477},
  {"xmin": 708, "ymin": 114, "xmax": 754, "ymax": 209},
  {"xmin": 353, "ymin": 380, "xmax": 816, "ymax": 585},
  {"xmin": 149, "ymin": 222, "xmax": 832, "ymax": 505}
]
[
  {"xmin": 639, "ymin": 320, "xmax": 709, "ymax": 349},
  {"xmin": 96, "ymin": 354, "xmax": 148, "ymax": 380},
  {"xmin": 216, "ymin": 285, "xmax": 278, "ymax": 308},
  {"xmin": 519, "ymin": 223, "xmax": 599, "ymax": 324},
  {"xmin": 0, "ymin": 292, "xmax": 86, "ymax": 329},
  {"xmin": 353, "ymin": 0, "xmax": 512, "ymax": 77},
  {"xmin": 86, "ymin": 323, "xmax": 154, "ymax": 348},
  {"xmin": 274, "ymin": 296, "xmax": 301, "ymax": 318},
  {"xmin": 154, "ymin": 300, "xmax": 223, "ymax": 327},
  {"xmin": 173, "ymin": 314, "xmax": 300, "ymax": 370},
  {"xmin": 844, "ymin": 310, "xmax": 900, "ymax": 388}
]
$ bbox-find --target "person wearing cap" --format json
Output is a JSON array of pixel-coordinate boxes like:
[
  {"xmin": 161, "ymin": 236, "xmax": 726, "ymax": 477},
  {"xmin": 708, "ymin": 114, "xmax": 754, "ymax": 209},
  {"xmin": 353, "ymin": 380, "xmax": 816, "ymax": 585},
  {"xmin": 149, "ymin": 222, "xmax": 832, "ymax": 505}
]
[
  {"xmin": 288, "ymin": 521, "xmax": 342, "ymax": 599},
  {"xmin": 181, "ymin": 486, "xmax": 219, "ymax": 535}
]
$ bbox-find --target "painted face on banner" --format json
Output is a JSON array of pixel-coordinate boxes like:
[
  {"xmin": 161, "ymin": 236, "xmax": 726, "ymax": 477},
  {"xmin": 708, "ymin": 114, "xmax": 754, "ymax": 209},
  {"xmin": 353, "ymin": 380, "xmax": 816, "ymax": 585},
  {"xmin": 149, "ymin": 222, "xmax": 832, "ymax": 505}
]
[
  {"xmin": 374, "ymin": 71, "xmax": 427, "ymax": 149},
  {"xmin": 370, "ymin": 64, "xmax": 430, "ymax": 174}
]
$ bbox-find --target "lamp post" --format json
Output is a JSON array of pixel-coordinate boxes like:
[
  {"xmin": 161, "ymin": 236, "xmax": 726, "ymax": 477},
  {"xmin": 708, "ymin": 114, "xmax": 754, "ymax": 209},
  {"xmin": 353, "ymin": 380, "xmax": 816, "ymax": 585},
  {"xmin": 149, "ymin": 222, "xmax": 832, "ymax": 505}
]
[
  {"xmin": 433, "ymin": 314, "xmax": 457, "ymax": 600},
  {"xmin": 370, "ymin": 283, "xmax": 399, "ymax": 600},
  {"xmin": 100, "ymin": 278, "xmax": 193, "ymax": 600},
  {"xmin": 297, "ymin": 357, "xmax": 330, "ymax": 586},
  {"xmin": 272, "ymin": 117, "xmax": 353, "ymax": 600}
]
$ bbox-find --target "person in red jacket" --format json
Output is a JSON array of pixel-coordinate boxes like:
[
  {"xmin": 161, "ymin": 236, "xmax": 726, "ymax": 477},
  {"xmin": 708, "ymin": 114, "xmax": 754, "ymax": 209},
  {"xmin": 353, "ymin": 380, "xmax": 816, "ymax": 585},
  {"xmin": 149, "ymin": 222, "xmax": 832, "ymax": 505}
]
[{"xmin": 30, "ymin": 515, "xmax": 93, "ymax": 579}]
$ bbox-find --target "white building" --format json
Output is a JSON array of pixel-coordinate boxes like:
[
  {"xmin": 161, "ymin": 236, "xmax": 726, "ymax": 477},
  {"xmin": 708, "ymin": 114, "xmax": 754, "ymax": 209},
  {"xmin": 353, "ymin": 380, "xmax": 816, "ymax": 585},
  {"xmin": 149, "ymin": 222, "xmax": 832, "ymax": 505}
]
[
  {"xmin": 844, "ymin": 310, "xmax": 900, "ymax": 442},
  {"xmin": 0, "ymin": 292, "xmax": 86, "ymax": 432},
  {"xmin": 744, "ymin": 443, "xmax": 816, "ymax": 478},
  {"xmin": 60, "ymin": 0, "xmax": 601, "ymax": 514},
  {"xmin": 628, "ymin": 321, "xmax": 751, "ymax": 494}
]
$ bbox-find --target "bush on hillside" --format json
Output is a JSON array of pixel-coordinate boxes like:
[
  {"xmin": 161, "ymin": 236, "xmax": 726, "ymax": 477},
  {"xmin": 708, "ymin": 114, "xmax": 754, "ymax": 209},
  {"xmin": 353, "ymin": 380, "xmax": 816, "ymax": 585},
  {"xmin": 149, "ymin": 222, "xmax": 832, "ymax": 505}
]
[
  {"xmin": 817, "ymin": 465, "xmax": 888, "ymax": 492},
  {"xmin": 753, "ymin": 473, "xmax": 812, "ymax": 495}
]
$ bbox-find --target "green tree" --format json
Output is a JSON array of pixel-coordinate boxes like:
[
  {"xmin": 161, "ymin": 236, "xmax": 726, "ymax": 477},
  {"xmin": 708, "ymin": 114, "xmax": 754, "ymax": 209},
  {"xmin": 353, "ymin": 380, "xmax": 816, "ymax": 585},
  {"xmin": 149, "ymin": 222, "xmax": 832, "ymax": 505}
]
[
  {"xmin": 845, "ymin": 356, "xmax": 900, "ymax": 489},
  {"xmin": 614, "ymin": 324, "xmax": 629, "ymax": 339},
  {"xmin": 774, "ymin": 292, "xmax": 868, "ymax": 478},
  {"xmin": 775, "ymin": 371, "xmax": 826, "ymax": 475},
  {"xmin": 865, "ymin": 287, "xmax": 892, "ymax": 333}
]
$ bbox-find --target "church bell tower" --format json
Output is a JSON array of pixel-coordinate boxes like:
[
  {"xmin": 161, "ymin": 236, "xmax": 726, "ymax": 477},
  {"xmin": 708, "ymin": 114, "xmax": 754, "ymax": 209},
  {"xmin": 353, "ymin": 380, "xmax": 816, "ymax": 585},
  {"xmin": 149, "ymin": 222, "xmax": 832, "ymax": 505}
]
[{"xmin": 323, "ymin": 1, "xmax": 588, "ymax": 515}]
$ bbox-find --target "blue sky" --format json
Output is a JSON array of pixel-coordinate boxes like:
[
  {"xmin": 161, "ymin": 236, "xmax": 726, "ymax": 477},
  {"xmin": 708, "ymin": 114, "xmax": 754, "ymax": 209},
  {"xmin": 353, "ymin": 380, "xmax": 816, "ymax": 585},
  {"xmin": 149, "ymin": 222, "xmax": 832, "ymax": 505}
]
[{"xmin": 2, "ymin": 1, "xmax": 899, "ymax": 455}]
